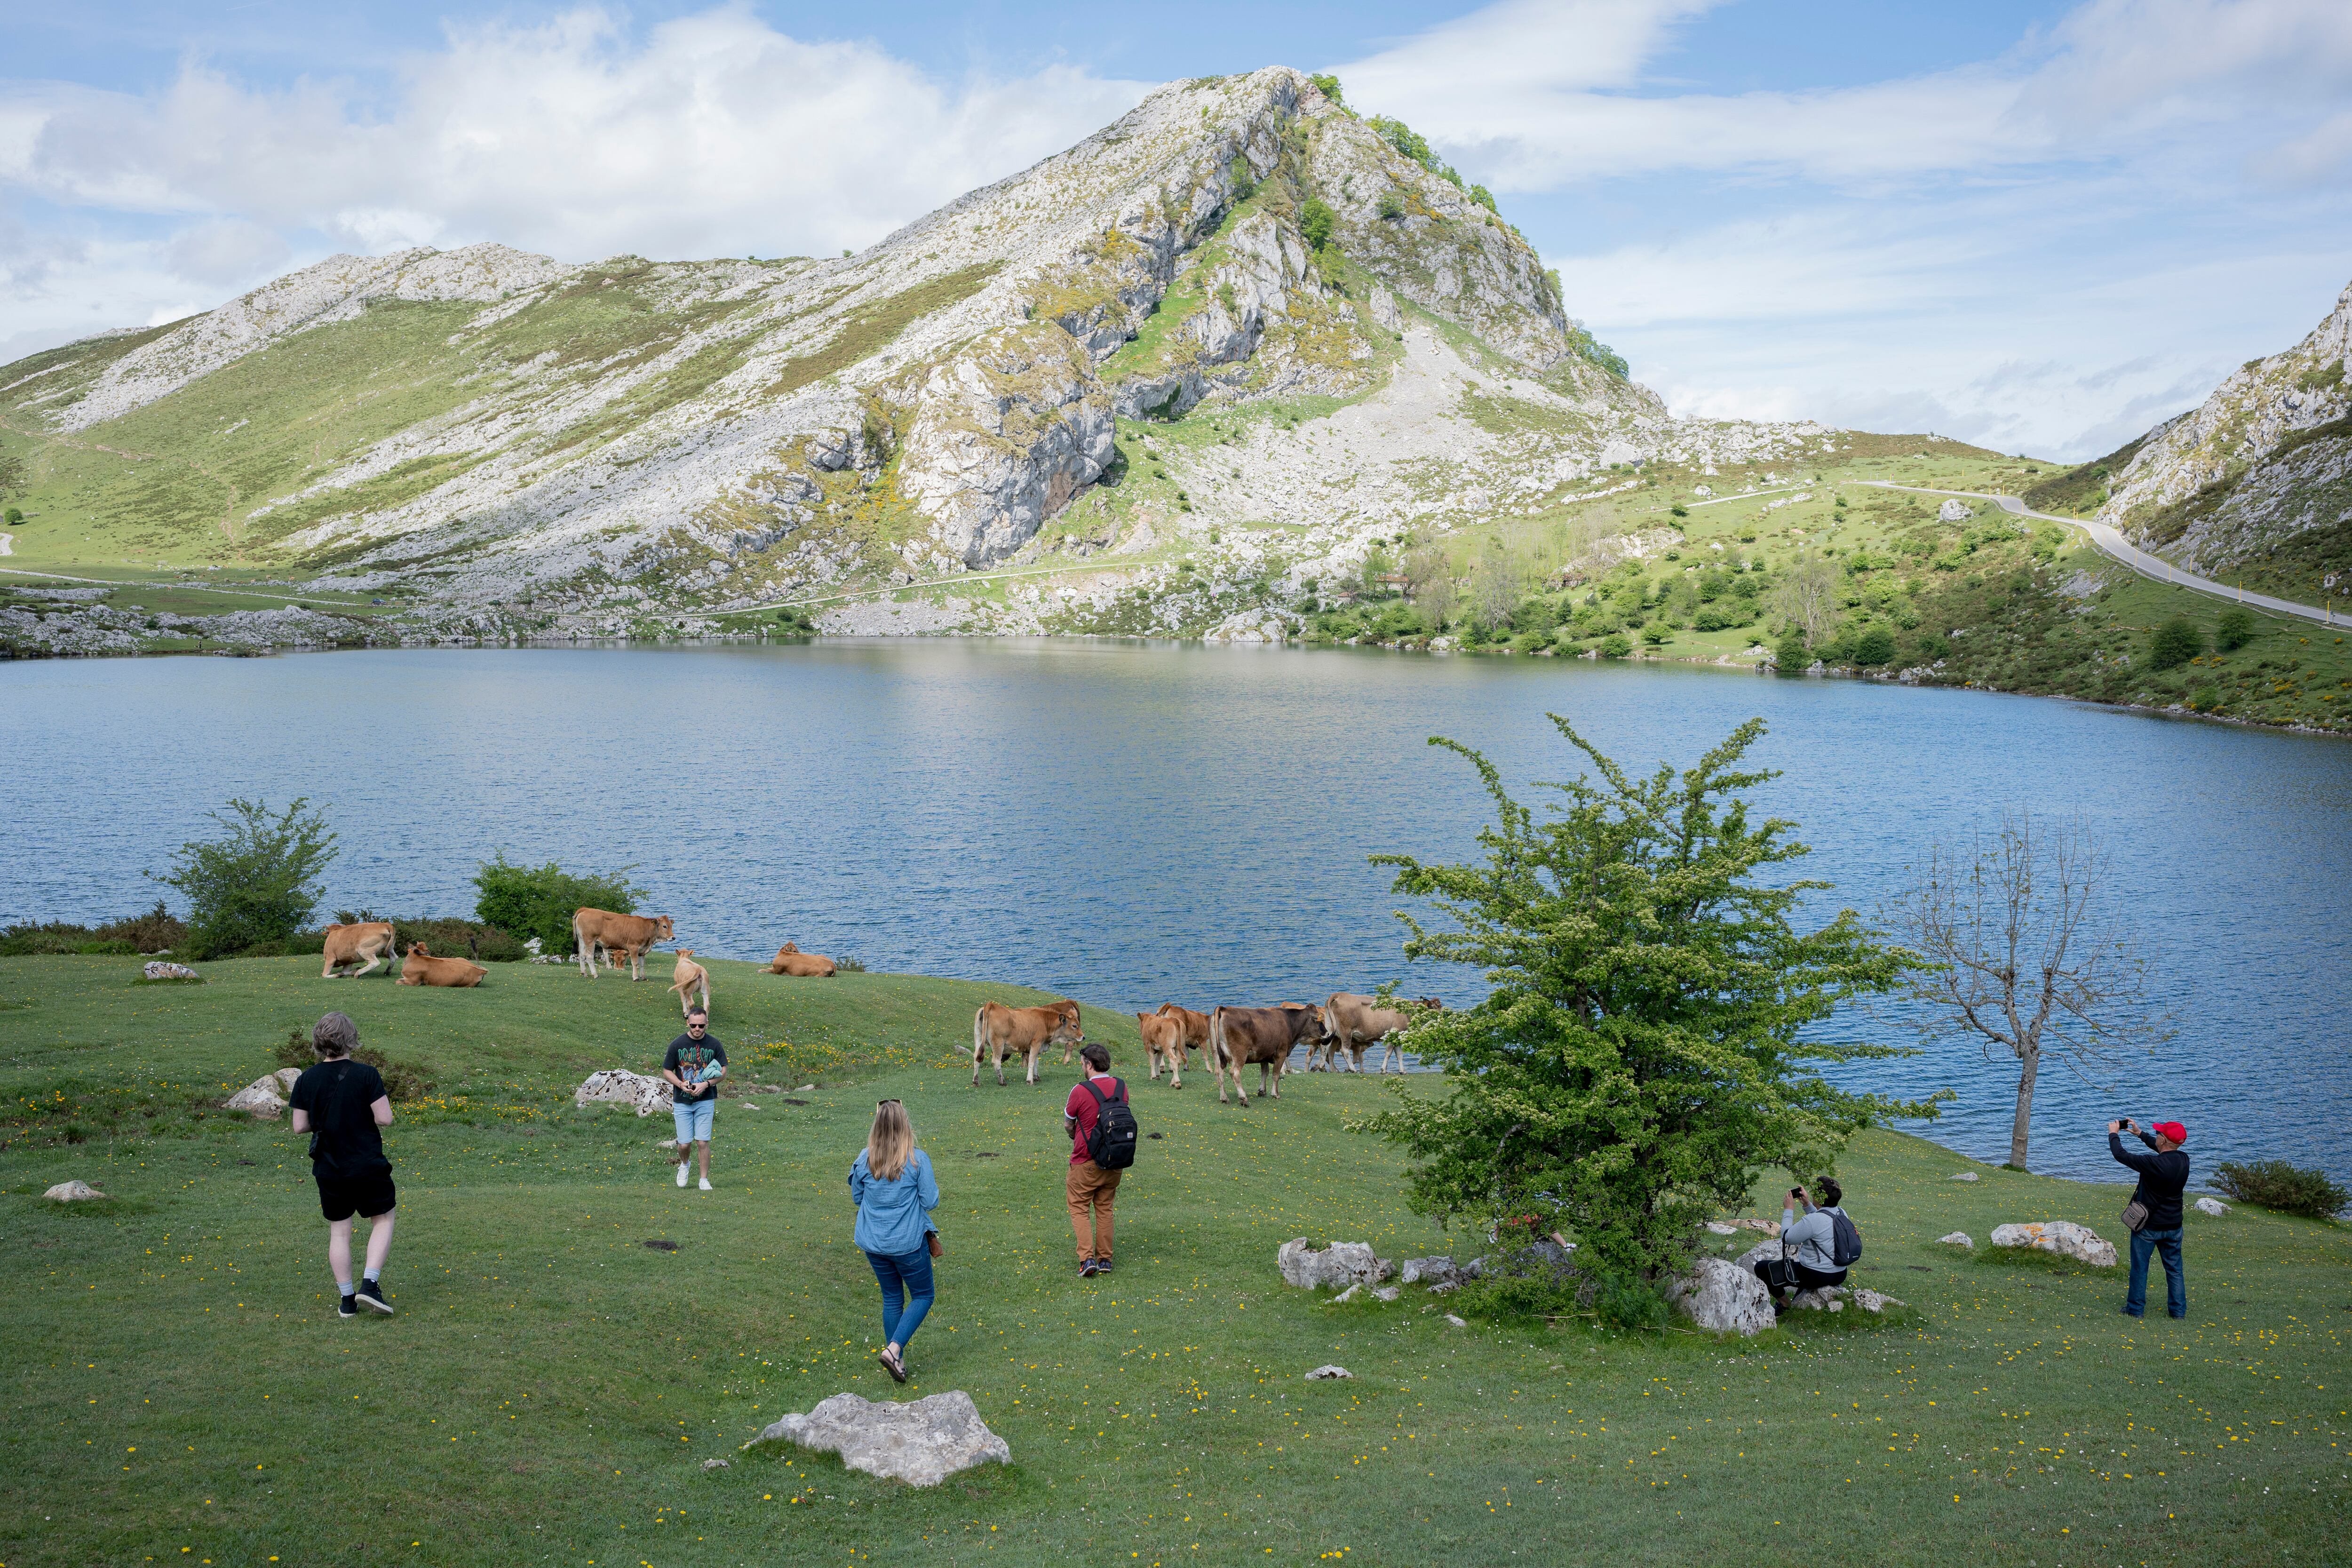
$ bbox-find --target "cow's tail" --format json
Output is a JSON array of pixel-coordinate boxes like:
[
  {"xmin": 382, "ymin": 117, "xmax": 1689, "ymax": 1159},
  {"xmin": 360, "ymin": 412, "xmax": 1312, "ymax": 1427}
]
[
  {"xmin": 970, "ymin": 1006, "xmax": 987, "ymax": 1086},
  {"xmin": 572, "ymin": 910, "xmax": 592, "ymax": 978},
  {"xmin": 1208, "ymin": 1007, "xmax": 1228, "ymax": 1096}
]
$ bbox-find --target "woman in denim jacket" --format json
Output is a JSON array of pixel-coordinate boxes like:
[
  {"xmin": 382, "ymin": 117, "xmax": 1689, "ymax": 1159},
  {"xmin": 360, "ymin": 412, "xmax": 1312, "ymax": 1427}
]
[{"xmin": 850, "ymin": 1099, "xmax": 940, "ymax": 1381}]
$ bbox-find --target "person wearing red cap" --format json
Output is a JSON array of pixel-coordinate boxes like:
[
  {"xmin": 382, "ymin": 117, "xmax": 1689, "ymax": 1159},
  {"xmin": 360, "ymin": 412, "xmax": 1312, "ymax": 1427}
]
[{"xmin": 2108, "ymin": 1116, "xmax": 2190, "ymax": 1319}]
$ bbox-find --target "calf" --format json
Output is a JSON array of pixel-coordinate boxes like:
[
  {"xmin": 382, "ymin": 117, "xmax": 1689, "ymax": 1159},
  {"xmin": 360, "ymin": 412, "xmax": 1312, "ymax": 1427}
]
[
  {"xmin": 768, "ymin": 941, "xmax": 837, "ymax": 978},
  {"xmin": 320, "ymin": 921, "xmax": 396, "ymax": 979},
  {"xmin": 668, "ymin": 949, "xmax": 711, "ymax": 1017},
  {"xmin": 395, "ymin": 943, "xmax": 486, "ymax": 988},
  {"xmin": 971, "ymin": 999, "xmax": 1083, "ymax": 1087},
  {"xmin": 1136, "ymin": 1010, "xmax": 1190, "ymax": 1087},
  {"xmin": 1208, "ymin": 1003, "xmax": 1328, "ymax": 1104},
  {"xmin": 1321, "ymin": 994, "xmax": 1443, "ymax": 1073}
]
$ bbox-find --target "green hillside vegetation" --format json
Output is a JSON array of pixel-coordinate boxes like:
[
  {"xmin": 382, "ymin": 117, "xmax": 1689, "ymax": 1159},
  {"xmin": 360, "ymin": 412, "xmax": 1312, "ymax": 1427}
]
[{"xmin": 1, "ymin": 954, "xmax": 2342, "ymax": 1566}]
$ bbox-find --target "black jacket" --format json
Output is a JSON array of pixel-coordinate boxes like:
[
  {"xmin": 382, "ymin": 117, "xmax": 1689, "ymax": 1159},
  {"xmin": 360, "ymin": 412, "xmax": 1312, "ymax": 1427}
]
[{"xmin": 2109, "ymin": 1132, "xmax": 2190, "ymax": 1230}]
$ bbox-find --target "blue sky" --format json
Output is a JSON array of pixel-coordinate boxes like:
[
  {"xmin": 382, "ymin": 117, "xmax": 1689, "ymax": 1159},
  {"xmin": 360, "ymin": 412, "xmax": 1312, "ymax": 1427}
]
[{"xmin": 5, "ymin": 0, "xmax": 2350, "ymax": 459}]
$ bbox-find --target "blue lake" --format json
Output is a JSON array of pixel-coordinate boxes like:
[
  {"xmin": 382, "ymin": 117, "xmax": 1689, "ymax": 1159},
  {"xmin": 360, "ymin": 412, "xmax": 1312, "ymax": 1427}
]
[{"xmin": 2, "ymin": 640, "xmax": 2345, "ymax": 1186}]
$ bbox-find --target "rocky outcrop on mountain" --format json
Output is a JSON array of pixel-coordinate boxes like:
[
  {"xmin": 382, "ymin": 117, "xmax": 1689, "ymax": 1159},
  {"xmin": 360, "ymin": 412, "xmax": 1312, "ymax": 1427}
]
[
  {"xmin": 1, "ymin": 66, "xmax": 1828, "ymax": 640},
  {"xmin": 2101, "ymin": 278, "xmax": 2352, "ymax": 578}
]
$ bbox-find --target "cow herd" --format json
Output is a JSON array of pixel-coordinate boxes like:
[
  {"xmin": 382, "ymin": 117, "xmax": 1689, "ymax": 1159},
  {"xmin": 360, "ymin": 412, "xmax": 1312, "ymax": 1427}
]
[
  {"xmin": 976, "ymin": 993, "xmax": 1442, "ymax": 1102},
  {"xmin": 324, "ymin": 907, "xmax": 1435, "ymax": 1094}
]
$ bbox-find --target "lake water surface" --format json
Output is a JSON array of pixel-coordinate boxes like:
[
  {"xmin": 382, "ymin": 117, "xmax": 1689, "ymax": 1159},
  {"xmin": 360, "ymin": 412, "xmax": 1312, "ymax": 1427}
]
[{"xmin": 3, "ymin": 641, "xmax": 2346, "ymax": 1186}]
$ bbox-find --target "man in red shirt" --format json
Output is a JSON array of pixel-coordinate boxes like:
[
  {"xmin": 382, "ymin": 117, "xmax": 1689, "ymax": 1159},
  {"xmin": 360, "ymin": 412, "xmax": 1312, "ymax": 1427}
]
[{"xmin": 1063, "ymin": 1043, "xmax": 1126, "ymax": 1278}]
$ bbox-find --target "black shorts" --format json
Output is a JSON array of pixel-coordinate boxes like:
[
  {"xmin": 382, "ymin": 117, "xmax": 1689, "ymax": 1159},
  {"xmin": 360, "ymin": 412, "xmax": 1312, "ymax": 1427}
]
[{"xmin": 316, "ymin": 1169, "xmax": 397, "ymax": 1223}]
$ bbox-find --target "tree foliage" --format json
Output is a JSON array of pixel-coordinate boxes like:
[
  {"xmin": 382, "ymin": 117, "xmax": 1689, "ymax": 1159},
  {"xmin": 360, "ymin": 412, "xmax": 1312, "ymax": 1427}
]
[
  {"xmin": 2148, "ymin": 616, "xmax": 2203, "ymax": 669},
  {"xmin": 1300, "ymin": 197, "xmax": 1336, "ymax": 252},
  {"xmin": 1356, "ymin": 719, "xmax": 1936, "ymax": 1277},
  {"xmin": 1308, "ymin": 73, "xmax": 1345, "ymax": 107},
  {"xmin": 472, "ymin": 854, "xmax": 640, "ymax": 951},
  {"xmin": 151, "ymin": 797, "xmax": 338, "ymax": 958}
]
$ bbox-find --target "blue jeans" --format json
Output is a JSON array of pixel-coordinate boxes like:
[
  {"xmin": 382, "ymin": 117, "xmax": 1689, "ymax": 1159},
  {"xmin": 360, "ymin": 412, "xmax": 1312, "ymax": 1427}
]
[
  {"xmin": 2125, "ymin": 1226, "xmax": 2185, "ymax": 1318},
  {"xmin": 672, "ymin": 1097, "xmax": 715, "ymax": 1143},
  {"xmin": 866, "ymin": 1246, "xmax": 935, "ymax": 1350}
]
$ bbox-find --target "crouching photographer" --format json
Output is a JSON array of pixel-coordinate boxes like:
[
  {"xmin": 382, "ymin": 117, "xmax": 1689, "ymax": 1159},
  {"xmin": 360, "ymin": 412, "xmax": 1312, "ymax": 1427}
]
[{"xmin": 1751, "ymin": 1177, "xmax": 1857, "ymax": 1313}]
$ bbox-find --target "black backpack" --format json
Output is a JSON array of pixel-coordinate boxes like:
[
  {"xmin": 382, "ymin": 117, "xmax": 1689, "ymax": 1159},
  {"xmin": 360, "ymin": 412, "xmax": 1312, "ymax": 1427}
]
[
  {"xmin": 1082, "ymin": 1078, "xmax": 1139, "ymax": 1170},
  {"xmin": 1828, "ymin": 1207, "xmax": 1863, "ymax": 1268}
]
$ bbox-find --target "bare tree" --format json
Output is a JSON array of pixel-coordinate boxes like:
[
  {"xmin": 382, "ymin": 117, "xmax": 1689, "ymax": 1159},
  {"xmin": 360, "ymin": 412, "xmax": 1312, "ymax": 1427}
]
[
  {"xmin": 1469, "ymin": 537, "xmax": 1521, "ymax": 635},
  {"xmin": 1402, "ymin": 545, "xmax": 1455, "ymax": 625},
  {"xmin": 1770, "ymin": 556, "xmax": 1842, "ymax": 645},
  {"xmin": 1890, "ymin": 813, "xmax": 2169, "ymax": 1169}
]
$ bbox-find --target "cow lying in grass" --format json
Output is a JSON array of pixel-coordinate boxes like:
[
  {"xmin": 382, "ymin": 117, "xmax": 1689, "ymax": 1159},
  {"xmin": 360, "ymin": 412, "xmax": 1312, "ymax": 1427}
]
[
  {"xmin": 767, "ymin": 942, "xmax": 837, "ymax": 977},
  {"xmin": 1208, "ymin": 1003, "xmax": 1327, "ymax": 1104},
  {"xmin": 669, "ymin": 950, "xmax": 710, "ymax": 1017},
  {"xmin": 320, "ymin": 921, "xmax": 396, "ymax": 979},
  {"xmin": 396, "ymin": 944, "xmax": 485, "ymax": 987},
  {"xmin": 1312, "ymin": 994, "xmax": 1443, "ymax": 1073},
  {"xmin": 971, "ymin": 999, "xmax": 1083, "ymax": 1086}
]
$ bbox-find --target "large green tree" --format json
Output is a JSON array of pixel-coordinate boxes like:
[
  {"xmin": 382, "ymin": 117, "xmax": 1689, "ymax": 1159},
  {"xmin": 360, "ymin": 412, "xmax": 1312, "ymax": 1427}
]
[
  {"xmin": 1358, "ymin": 717, "xmax": 1940, "ymax": 1278},
  {"xmin": 151, "ymin": 797, "xmax": 338, "ymax": 958}
]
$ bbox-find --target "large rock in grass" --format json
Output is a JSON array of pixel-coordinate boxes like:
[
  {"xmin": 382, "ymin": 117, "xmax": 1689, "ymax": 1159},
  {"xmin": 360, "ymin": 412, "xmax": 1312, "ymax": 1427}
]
[
  {"xmin": 1668, "ymin": 1256, "xmax": 1776, "ymax": 1337},
  {"xmin": 45, "ymin": 1180, "xmax": 106, "ymax": 1202},
  {"xmin": 754, "ymin": 1391, "xmax": 1008, "ymax": 1487},
  {"xmin": 222, "ymin": 1068, "xmax": 302, "ymax": 1119},
  {"xmin": 1399, "ymin": 1256, "xmax": 1457, "ymax": 1286},
  {"xmin": 2194, "ymin": 1197, "xmax": 2229, "ymax": 1217},
  {"xmin": 142, "ymin": 961, "xmax": 199, "ymax": 980},
  {"xmin": 575, "ymin": 1069, "xmax": 673, "ymax": 1116},
  {"xmin": 1278, "ymin": 1239, "xmax": 1391, "ymax": 1290},
  {"xmin": 1990, "ymin": 1221, "xmax": 2116, "ymax": 1267}
]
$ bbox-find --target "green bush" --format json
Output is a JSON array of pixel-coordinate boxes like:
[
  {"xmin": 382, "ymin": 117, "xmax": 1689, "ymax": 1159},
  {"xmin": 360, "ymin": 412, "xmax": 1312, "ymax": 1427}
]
[
  {"xmin": 392, "ymin": 917, "xmax": 528, "ymax": 962},
  {"xmin": 2211, "ymin": 1160, "xmax": 2348, "ymax": 1220},
  {"xmin": 1774, "ymin": 625, "xmax": 1811, "ymax": 672},
  {"xmin": 1300, "ymin": 197, "xmax": 1335, "ymax": 252},
  {"xmin": 472, "ymin": 855, "xmax": 639, "ymax": 952},
  {"xmin": 1308, "ymin": 73, "xmax": 1344, "ymax": 106},
  {"xmin": 1640, "ymin": 625, "xmax": 1670, "ymax": 645},
  {"xmin": 152, "ymin": 798, "xmax": 337, "ymax": 961},
  {"xmin": 1670, "ymin": 504, "xmax": 1689, "ymax": 518},
  {"xmin": 2215, "ymin": 606, "xmax": 2257, "ymax": 651},
  {"xmin": 272, "ymin": 1026, "xmax": 437, "ymax": 1102},
  {"xmin": 1693, "ymin": 607, "xmax": 1732, "ymax": 632},
  {"xmin": 1851, "ymin": 624, "xmax": 1898, "ymax": 666},
  {"xmin": 2148, "ymin": 617, "xmax": 2203, "ymax": 669},
  {"xmin": 0, "ymin": 924, "xmax": 140, "ymax": 957},
  {"xmin": 1597, "ymin": 633, "xmax": 1632, "ymax": 658},
  {"xmin": 1376, "ymin": 190, "xmax": 1406, "ymax": 221}
]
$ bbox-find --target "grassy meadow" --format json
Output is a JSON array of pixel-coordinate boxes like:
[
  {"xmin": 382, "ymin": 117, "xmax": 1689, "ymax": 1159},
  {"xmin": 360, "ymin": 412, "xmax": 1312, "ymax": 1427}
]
[{"xmin": 2, "ymin": 953, "xmax": 2344, "ymax": 1567}]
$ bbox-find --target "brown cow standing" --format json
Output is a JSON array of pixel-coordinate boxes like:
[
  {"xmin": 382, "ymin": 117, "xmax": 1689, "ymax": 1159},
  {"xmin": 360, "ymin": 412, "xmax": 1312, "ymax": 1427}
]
[
  {"xmin": 970, "ymin": 999, "xmax": 1083, "ymax": 1087},
  {"xmin": 1208, "ymin": 1003, "xmax": 1328, "ymax": 1104},
  {"xmin": 1136, "ymin": 1011, "xmax": 1189, "ymax": 1087},
  {"xmin": 1315, "ymin": 994, "xmax": 1443, "ymax": 1073},
  {"xmin": 395, "ymin": 943, "xmax": 486, "ymax": 988},
  {"xmin": 320, "ymin": 921, "xmax": 397, "ymax": 979},
  {"xmin": 572, "ymin": 908, "xmax": 675, "ymax": 980},
  {"xmin": 668, "ymin": 950, "xmax": 711, "ymax": 1017},
  {"xmin": 767, "ymin": 942, "xmax": 837, "ymax": 978}
]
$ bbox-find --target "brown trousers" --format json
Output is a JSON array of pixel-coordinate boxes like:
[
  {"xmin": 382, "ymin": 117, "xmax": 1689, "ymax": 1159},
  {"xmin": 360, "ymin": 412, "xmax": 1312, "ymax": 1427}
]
[{"xmin": 1066, "ymin": 1159, "xmax": 1122, "ymax": 1261}]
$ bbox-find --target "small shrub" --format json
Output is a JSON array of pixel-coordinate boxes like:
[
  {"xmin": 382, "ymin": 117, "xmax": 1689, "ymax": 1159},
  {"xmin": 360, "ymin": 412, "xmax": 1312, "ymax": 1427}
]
[
  {"xmin": 2211, "ymin": 1160, "xmax": 2348, "ymax": 1219},
  {"xmin": 1774, "ymin": 625, "xmax": 1811, "ymax": 672},
  {"xmin": 472, "ymin": 855, "xmax": 638, "ymax": 952},
  {"xmin": 1308, "ymin": 72, "xmax": 1344, "ymax": 106},
  {"xmin": 153, "ymin": 797, "xmax": 337, "ymax": 960},
  {"xmin": 1694, "ymin": 607, "xmax": 1732, "ymax": 632},
  {"xmin": 2148, "ymin": 617, "xmax": 2203, "ymax": 669},
  {"xmin": 833, "ymin": 955, "xmax": 868, "ymax": 973},
  {"xmin": 1376, "ymin": 190, "xmax": 1406, "ymax": 221},
  {"xmin": 1669, "ymin": 504, "xmax": 1688, "ymax": 518},
  {"xmin": 97, "ymin": 900, "xmax": 187, "ymax": 952},
  {"xmin": 2215, "ymin": 605, "xmax": 2256, "ymax": 651},
  {"xmin": 1300, "ymin": 197, "xmax": 1335, "ymax": 252},
  {"xmin": 1597, "ymin": 633, "xmax": 1632, "ymax": 658},
  {"xmin": 1851, "ymin": 624, "xmax": 1898, "ymax": 666},
  {"xmin": 2189, "ymin": 683, "xmax": 2221, "ymax": 711},
  {"xmin": 391, "ymin": 917, "xmax": 527, "ymax": 962},
  {"xmin": 274, "ymin": 1025, "xmax": 437, "ymax": 1102},
  {"xmin": 1640, "ymin": 625, "xmax": 1670, "ymax": 646}
]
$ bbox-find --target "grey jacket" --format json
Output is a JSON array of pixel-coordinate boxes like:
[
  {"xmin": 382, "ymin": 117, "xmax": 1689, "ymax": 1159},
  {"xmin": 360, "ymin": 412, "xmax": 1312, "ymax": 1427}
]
[{"xmin": 1782, "ymin": 1206, "xmax": 1846, "ymax": 1272}]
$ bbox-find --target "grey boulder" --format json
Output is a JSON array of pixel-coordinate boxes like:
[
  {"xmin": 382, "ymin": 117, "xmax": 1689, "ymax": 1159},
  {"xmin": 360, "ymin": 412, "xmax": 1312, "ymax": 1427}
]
[
  {"xmin": 44, "ymin": 1180, "xmax": 106, "ymax": 1202},
  {"xmin": 1939, "ymin": 1232, "xmax": 1974, "ymax": 1248},
  {"xmin": 753, "ymin": 1391, "xmax": 1009, "ymax": 1487},
  {"xmin": 1278, "ymin": 1238, "xmax": 1391, "ymax": 1290},
  {"xmin": 1990, "ymin": 1221, "xmax": 2117, "ymax": 1267},
  {"xmin": 1668, "ymin": 1256, "xmax": 1776, "ymax": 1337},
  {"xmin": 1304, "ymin": 1365, "xmax": 1352, "ymax": 1380},
  {"xmin": 2194, "ymin": 1197, "xmax": 2229, "ymax": 1217},
  {"xmin": 1398, "ymin": 1256, "xmax": 1457, "ymax": 1286}
]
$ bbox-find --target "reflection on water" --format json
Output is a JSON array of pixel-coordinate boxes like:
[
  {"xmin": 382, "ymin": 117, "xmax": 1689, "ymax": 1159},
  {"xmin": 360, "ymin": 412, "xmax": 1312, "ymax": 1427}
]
[{"xmin": 2, "ymin": 639, "xmax": 2345, "ymax": 1184}]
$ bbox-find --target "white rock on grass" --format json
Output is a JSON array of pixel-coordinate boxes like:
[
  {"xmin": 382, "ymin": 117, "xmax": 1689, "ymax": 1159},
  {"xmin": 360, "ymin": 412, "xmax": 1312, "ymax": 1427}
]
[
  {"xmin": 576, "ymin": 1069, "xmax": 674, "ymax": 1116},
  {"xmin": 222, "ymin": 1068, "xmax": 302, "ymax": 1120},
  {"xmin": 1990, "ymin": 1221, "xmax": 2117, "ymax": 1267},
  {"xmin": 1668, "ymin": 1257, "xmax": 1776, "ymax": 1337},
  {"xmin": 1950, "ymin": 1172, "xmax": 1981, "ymax": 1182},
  {"xmin": 44, "ymin": 1180, "xmax": 106, "ymax": 1202},
  {"xmin": 1374, "ymin": 1286, "xmax": 1399, "ymax": 1302},
  {"xmin": 1329, "ymin": 1283, "xmax": 1362, "ymax": 1304},
  {"xmin": 1939, "ymin": 1232, "xmax": 1974, "ymax": 1248},
  {"xmin": 753, "ymin": 1392, "xmax": 1009, "ymax": 1487},
  {"xmin": 142, "ymin": 961, "xmax": 199, "ymax": 980},
  {"xmin": 2194, "ymin": 1197, "xmax": 2230, "ymax": 1217},
  {"xmin": 1851, "ymin": 1289, "xmax": 1907, "ymax": 1313},
  {"xmin": 1277, "ymin": 1238, "xmax": 1391, "ymax": 1290},
  {"xmin": 1304, "ymin": 1366, "xmax": 1352, "ymax": 1380},
  {"xmin": 1732, "ymin": 1241, "xmax": 1780, "ymax": 1275},
  {"xmin": 1444, "ymin": 1314, "xmax": 1468, "ymax": 1327},
  {"xmin": 1398, "ymin": 1256, "xmax": 1456, "ymax": 1286},
  {"xmin": 1704, "ymin": 1221, "xmax": 1740, "ymax": 1236}
]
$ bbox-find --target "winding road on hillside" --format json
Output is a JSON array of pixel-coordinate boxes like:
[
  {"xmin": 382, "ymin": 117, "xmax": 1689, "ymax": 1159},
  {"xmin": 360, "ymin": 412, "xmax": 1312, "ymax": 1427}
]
[{"xmin": 1862, "ymin": 482, "xmax": 2343, "ymax": 629}]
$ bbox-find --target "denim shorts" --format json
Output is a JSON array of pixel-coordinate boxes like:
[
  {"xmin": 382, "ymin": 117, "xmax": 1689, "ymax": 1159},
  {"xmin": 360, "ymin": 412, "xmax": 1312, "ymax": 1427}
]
[{"xmin": 672, "ymin": 1096, "xmax": 715, "ymax": 1143}]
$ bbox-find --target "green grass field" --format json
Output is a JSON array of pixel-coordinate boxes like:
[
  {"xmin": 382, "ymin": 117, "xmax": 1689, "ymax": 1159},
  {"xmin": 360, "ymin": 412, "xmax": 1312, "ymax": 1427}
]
[{"xmin": 1, "ymin": 955, "xmax": 2345, "ymax": 1567}]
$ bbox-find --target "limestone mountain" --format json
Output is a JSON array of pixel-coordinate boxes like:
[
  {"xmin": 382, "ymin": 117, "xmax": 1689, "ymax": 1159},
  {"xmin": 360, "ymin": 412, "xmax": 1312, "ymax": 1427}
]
[
  {"xmin": 2041, "ymin": 277, "xmax": 2352, "ymax": 607},
  {"xmin": 0, "ymin": 66, "xmax": 1823, "ymax": 637}
]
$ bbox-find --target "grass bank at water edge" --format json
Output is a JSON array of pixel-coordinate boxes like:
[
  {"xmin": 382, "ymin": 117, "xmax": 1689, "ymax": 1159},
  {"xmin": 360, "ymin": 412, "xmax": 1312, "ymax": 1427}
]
[{"xmin": 1, "ymin": 955, "xmax": 2344, "ymax": 1566}]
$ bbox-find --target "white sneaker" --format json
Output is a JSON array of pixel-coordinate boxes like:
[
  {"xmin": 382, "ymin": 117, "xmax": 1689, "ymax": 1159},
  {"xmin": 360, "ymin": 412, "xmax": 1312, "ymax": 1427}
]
[
  {"xmin": 698, "ymin": 1177, "xmax": 712, "ymax": 1192},
  {"xmin": 675, "ymin": 1161, "xmax": 690, "ymax": 1188}
]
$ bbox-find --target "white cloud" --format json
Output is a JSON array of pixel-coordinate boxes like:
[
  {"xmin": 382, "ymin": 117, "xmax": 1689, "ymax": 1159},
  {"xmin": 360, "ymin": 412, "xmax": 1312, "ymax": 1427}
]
[{"xmin": 0, "ymin": 5, "xmax": 1150, "ymax": 342}]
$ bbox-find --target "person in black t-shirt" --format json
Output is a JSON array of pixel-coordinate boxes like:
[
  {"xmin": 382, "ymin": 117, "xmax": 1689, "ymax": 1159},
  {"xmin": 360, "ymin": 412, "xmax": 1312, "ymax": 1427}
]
[
  {"xmin": 2108, "ymin": 1116, "xmax": 2192, "ymax": 1320},
  {"xmin": 288, "ymin": 1011, "xmax": 398, "ymax": 1318},
  {"xmin": 661, "ymin": 1008, "xmax": 727, "ymax": 1191}
]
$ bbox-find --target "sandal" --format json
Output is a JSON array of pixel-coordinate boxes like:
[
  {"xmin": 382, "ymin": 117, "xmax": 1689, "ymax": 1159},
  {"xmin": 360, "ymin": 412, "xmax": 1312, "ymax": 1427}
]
[{"xmin": 878, "ymin": 1346, "xmax": 907, "ymax": 1383}]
